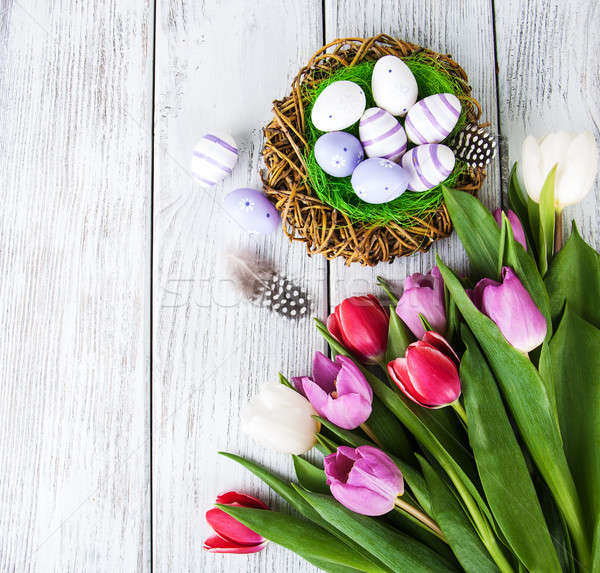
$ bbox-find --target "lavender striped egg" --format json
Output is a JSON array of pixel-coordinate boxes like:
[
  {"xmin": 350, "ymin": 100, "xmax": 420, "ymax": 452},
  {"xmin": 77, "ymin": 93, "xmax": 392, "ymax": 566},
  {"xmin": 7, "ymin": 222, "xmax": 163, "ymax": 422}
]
[
  {"xmin": 400, "ymin": 144, "xmax": 456, "ymax": 191},
  {"xmin": 190, "ymin": 133, "xmax": 238, "ymax": 188},
  {"xmin": 404, "ymin": 93, "xmax": 461, "ymax": 145},
  {"xmin": 359, "ymin": 107, "xmax": 408, "ymax": 163}
]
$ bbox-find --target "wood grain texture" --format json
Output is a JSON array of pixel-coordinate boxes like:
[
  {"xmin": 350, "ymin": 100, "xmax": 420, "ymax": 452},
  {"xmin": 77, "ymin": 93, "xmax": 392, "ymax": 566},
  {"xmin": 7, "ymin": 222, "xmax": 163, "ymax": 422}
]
[
  {"xmin": 493, "ymin": 0, "xmax": 600, "ymax": 248},
  {"xmin": 0, "ymin": 1, "xmax": 152, "ymax": 571},
  {"xmin": 152, "ymin": 1, "xmax": 324, "ymax": 571},
  {"xmin": 325, "ymin": 0, "xmax": 501, "ymax": 305}
]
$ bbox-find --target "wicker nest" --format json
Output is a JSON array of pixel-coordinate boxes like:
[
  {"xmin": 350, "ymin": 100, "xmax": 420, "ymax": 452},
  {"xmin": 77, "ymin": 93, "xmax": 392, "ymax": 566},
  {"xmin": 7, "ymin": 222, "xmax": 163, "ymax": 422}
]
[{"xmin": 261, "ymin": 34, "xmax": 486, "ymax": 266}]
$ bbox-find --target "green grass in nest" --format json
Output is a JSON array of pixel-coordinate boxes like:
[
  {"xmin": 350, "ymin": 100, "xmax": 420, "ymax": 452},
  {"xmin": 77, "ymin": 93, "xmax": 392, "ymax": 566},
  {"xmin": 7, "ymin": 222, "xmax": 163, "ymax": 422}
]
[{"xmin": 303, "ymin": 54, "xmax": 470, "ymax": 227}]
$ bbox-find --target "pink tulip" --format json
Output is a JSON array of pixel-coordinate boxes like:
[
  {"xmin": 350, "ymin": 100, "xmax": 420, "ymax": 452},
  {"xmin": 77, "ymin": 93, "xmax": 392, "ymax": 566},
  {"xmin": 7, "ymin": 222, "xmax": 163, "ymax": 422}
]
[
  {"xmin": 292, "ymin": 352, "xmax": 372, "ymax": 430},
  {"xmin": 387, "ymin": 331, "xmax": 461, "ymax": 408},
  {"xmin": 327, "ymin": 295, "xmax": 389, "ymax": 363},
  {"xmin": 324, "ymin": 445, "xmax": 404, "ymax": 516},
  {"xmin": 469, "ymin": 266, "xmax": 547, "ymax": 353},
  {"xmin": 204, "ymin": 491, "xmax": 269, "ymax": 554},
  {"xmin": 493, "ymin": 209, "xmax": 527, "ymax": 250},
  {"xmin": 396, "ymin": 266, "xmax": 446, "ymax": 338}
]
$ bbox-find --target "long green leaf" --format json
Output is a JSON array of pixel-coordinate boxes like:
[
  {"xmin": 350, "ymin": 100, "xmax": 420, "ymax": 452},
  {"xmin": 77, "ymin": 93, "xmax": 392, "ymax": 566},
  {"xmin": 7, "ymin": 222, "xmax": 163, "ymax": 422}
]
[
  {"xmin": 367, "ymin": 394, "xmax": 414, "ymax": 461},
  {"xmin": 550, "ymin": 307, "xmax": 600, "ymax": 534},
  {"xmin": 418, "ymin": 455, "xmax": 501, "ymax": 573},
  {"xmin": 538, "ymin": 166, "xmax": 557, "ymax": 275},
  {"xmin": 219, "ymin": 505, "xmax": 389, "ymax": 573},
  {"xmin": 438, "ymin": 259, "xmax": 590, "ymax": 566},
  {"xmin": 592, "ymin": 520, "xmax": 600, "ymax": 573},
  {"xmin": 461, "ymin": 326, "xmax": 561, "ymax": 572},
  {"xmin": 293, "ymin": 455, "xmax": 329, "ymax": 494},
  {"xmin": 296, "ymin": 489, "xmax": 458, "ymax": 573},
  {"xmin": 507, "ymin": 163, "xmax": 530, "ymax": 241}
]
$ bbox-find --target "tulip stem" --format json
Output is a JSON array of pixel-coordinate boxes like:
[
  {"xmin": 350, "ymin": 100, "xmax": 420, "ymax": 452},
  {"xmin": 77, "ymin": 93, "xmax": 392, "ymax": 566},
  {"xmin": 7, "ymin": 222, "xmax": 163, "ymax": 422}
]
[
  {"xmin": 360, "ymin": 423, "xmax": 383, "ymax": 448},
  {"xmin": 394, "ymin": 498, "xmax": 445, "ymax": 541},
  {"xmin": 554, "ymin": 209, "xmax": 563, "ymax": 254},
  {"xmin": 451, "ymin": 400, "xmax": 468, "ymax": 425}
]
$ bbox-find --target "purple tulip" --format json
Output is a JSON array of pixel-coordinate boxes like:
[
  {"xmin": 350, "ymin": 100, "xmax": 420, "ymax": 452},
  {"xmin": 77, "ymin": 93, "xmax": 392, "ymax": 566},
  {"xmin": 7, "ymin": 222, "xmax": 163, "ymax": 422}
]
[
  {"xmin": 324, "ymin": 445, "xmax": 404, "ymax": 516},
  {"xmin": 292, "ymin": 352, "xmax": 372, "ymax": 430},
  {"xmin": 396, "ymin": 266, "xmax": 446, "ymax": 339},
  {"xmin": 493, "ymin": 209, "xmax": 527, "ymax": 250},
  {"xmin": 470, "ymin": 267, "xmax": 547, "ymax": 353}
]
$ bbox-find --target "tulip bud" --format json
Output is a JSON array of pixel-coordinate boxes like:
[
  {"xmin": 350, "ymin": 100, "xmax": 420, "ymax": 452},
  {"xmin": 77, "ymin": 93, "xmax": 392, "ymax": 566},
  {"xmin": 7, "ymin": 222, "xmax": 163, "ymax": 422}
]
[
  {"xmin": 292, "ymin": 352, "xmax": 372, "ymax": 430},
  {"xmin": 493, "ymin": 209, "xmax": 527, "ymax": 250},
  {"xmin": 521, "ymin": 131, "xmax": 598, "ymax": 209},
  {"xmin": 327, "ymin": 295, "xmax": 389, "ymax": 363},
  {"xmin": 387, "ymin": 331, "xmax": 461, "ymax": 408},
  {"xmin": 204, "ymin": 491, "xmax": 269, "ymax": 554},
  {"xmin": 324, "ymin": 445, "xmax": 404, "ymax": 516},
  {"xmin": 469, "ymin": 266, "xmax": 547, "ymax": 353},
  {"xmin": 396, "ymin": 266, "xmax": 446, "ymax": 338},
  {"xmin": 241, "ymin": 382, "xmax": 320, "ymax": 454}
]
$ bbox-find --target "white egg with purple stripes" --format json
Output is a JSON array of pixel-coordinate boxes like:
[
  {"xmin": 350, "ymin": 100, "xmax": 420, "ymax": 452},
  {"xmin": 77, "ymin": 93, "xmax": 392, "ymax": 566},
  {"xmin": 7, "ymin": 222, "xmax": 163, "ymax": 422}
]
[
  {"xmin": 401, "ymin": 144, "xmax": 456, "ymax": 191},
  {"xmin": 190, "ymin": 133, "xmax": 238, "ymax": 188},
  {"xmin": 311, "ymin": 81, "xmax": 366, "ymax": 132},
  {"xmin": 351, "ymin": 158, "xmax": 409, "ymax": 204},
  {"xmin": 371, "ymin": 55, "xmax": 418, "ymax": 117},
  {"xmin": 359, "ymin": 107, "xmax": 407, "ymax": 163},
  {"xmin": 404, "ymin": 93, "xmax": 461, "ymax": 144}
]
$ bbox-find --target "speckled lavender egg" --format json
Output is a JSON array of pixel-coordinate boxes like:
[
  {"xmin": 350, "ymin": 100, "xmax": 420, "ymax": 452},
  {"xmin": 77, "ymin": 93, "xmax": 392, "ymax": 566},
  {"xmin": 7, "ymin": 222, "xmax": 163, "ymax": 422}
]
[
  {"xmin": 314, "ymin": 131, "xmax": 364, "ymax": 177},
  {"xmin": 350, "ymin": 158, "xmax": 409, "ymax": 204},
  {"xmin": 401, "ymin": 144, "xmax": 456, "ymax": 191},
  {"xmin": 224, "ymin": 188, "xmax": 280, "ymax": 234}
]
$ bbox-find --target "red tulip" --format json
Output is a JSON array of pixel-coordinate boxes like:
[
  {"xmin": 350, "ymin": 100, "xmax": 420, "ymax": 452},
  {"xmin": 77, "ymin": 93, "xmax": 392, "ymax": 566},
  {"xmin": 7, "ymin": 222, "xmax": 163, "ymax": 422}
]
[
  {"xmin": 204, "ymin": 491, "xmax": 269, "ymax": 554},
  {"xmin": 387, "ymin": 331, "xmax": 461, "ymax": 408},
  {"xmin": 327, "ymin": 295, "xmax": 389, "ymax": 363}
]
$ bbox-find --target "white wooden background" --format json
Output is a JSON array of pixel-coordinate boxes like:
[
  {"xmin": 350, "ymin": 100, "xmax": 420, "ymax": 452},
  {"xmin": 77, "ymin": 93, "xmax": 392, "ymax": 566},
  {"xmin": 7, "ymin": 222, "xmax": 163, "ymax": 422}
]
[{"xmin": 0, "ymin": 0, "xmax": 598, "ymax": 571}]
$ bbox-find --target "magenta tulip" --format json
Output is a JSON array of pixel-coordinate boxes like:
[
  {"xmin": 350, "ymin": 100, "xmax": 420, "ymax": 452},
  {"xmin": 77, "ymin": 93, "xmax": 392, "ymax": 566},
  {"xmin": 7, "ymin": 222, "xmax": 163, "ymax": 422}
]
[
  {"xmin": 292, "ymin": 352, "xmax": 372, "ymax": 430},
  {"xmin": 396, "ymin": 266, "xmax": 446, "ymax": 338},
  {"xmin": 493, "ymin": 209, "xmax": 527, "ymax": 250},
  {"xmin": 327, "ymin": 295, "xmax": 389, "ymax": 363},
  {"xmin": 324, "ymin": 445, "xmax": 404, "ymax": 516},
  {"xmin": 204, "ymin": 491, "xmax": 269, "ymax": 554},
  {"xmin": 387, "ymin": 331, "xmax": 461, "ymax": 408},
  {"xmin": 469, "ymin": 266, "xmax": 547, "ymax": 353}
]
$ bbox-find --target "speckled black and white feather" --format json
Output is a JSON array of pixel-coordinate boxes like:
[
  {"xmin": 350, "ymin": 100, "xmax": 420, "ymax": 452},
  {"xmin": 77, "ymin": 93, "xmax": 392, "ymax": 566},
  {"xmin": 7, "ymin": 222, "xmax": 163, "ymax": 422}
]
[{"xmin": 450, "ymin": 123, "xmax": 497, "ymax": 168}]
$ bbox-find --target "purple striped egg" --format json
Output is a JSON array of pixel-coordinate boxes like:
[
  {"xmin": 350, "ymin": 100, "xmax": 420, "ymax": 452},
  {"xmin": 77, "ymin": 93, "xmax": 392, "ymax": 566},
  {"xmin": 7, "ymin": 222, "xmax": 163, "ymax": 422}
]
[
  {"xmin": 351, "ymin": 158, "xmax": 409, "ymax": 204},
  {"xmin": 404, "ymin": 93, "xmax": 461, "ymax": 145},
  {"xmin": 400, "ymin": 144, "xmax": 456, "ymax": 191},
  {"xmin": 224, "ymin": 188, "xmax": 280, "ymax": 234},
  {"xmin": 190, "ymin": 133, "xmax": 238, "ymax": 188},
  {"xmin": 359, "ymin": 107, "xmax": 408, "ymax": 163}
]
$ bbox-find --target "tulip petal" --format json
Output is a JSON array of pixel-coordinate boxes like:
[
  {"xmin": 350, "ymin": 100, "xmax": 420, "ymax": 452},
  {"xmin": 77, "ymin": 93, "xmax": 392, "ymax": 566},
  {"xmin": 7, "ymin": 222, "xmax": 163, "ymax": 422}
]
[
  {"xmin": 206, "ymin": 506, "xmax": 265, "ymax": 545},
  {"xmin": 322, "ymin": 393, "xmax": 372, "ymax": 430},
  {"xmin": 469, "ymin": 277, "xmax": 499, "ymax": 310},
  {"xmin": 302, "ymin": 379, "xmax": 329, "ymax": 418},
  {"xmin": 494, "ymin": 209, "xmax": 527, "ymax": 250},
  {"xmin": 204, "ymin": 534, "xmax": 267, "ymax": 554},
  {"xmin": 329, "ymin": 482, "xmax": 395, "ymax": 516},
  {"xmin": 421, "ymin": 332, "xmax": 460, "ymax": 365},
  {"xmin": 348, "ymin": 447, "xmax": 404, "ymax": 498},
  {"xmin": 387, "ymin": 358, "xmax": 414, "ymax": 399},
  {"xmin": 312, "ymin": 351, "xmax": 339, "ymax": 393},
  {"xmin": 215, "ymin": 491, "xmax": 270, "ymax": 510},
  {"xmin": 334, "ymin": 355, "xmax": 373, "ymax": 402},
  {"xmin": 290, "ymin": 375, "xmax": 310, "ymax": 396},
  {"xmin": 326, "ymin": 312, "xmax": 343, "ymax": 343},
  {"xmin": 324, "ymin": 447, "xmax": 358, "ymax": 484}
]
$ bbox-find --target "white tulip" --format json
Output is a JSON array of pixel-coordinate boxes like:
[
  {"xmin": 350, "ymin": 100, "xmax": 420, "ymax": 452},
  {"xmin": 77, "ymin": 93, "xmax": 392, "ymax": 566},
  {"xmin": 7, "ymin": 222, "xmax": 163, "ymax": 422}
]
[
  {"xmin": 520, "ymin": 131, "xmax": 598, "ymax": 209},
  {"xmin": 241, "ymin": 382, "xmax": 320, "ymax": 455}
]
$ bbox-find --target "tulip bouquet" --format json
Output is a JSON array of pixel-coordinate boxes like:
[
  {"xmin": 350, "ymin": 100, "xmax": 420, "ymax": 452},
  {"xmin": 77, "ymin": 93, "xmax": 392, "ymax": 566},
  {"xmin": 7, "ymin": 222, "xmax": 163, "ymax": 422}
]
[{"xmin": 208, "ymin": 131, "xmax": 600, "ymax": 573}]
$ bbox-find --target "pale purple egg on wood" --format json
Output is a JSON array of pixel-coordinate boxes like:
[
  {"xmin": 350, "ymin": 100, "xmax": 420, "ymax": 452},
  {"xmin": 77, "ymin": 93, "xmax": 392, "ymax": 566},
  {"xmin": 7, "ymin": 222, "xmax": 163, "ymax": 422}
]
[
  {"xmin": 224, "ymin": 188, "xmax": 280, "ymax": 234},
  {"xmin": 314, "ymin": 131, "xmax": 364, "ymax": 177},
  {"xmin": 405, "ymin": 93, "xmax": 461, "ymax": 144},
  {"xmin": 359, "ymin": 107, "xmax": 408, "ymax": 163},
  {"xmin": 190, "ymin": 132, "xmax": 238, "ymax": 188},
  {"xmin": 401, "ymin": 144, "xmax": 456, "ymax": 191},
  {"xmin": 350, "ymin": 158, "xmax": 409, "ymax": 204}
]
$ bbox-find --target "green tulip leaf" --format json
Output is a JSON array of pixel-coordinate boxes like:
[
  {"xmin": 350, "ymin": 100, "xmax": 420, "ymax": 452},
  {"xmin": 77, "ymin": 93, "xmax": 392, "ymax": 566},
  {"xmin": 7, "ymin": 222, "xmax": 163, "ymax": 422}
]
[
  {"xmin": 295, "ymin": 489, "xmax": 458, "ymax": 573},
  {"xmin": 293, "ymin": 455, "xmax": 329, "ymax": 494},
  {"xmin": 385, "ymin": 306, "xmax": 412, "ymax": 364},
  {"xmin": 368, "ymin": 394, "xmax": 414, "ymax": 462},
  {"xmin": 507, "ymin": 163, "xmax": 532, "ymax": 246},
  {"xmin": 592, "ymin": 520, "xmax": 600, "ymax": 573},
  {"xmin": 461, "ymin": 326, "xmax": 561, "ymax": 572},
  {"xmin": 279, "ymin": 372, "xmax": 293, "ymax": 389},
  {"xmin": 418, "ymin": 455, "xmax": 500, "ymax": 573},
  {"xmin": 538, "ymin": 166, "xmax": 557, "ymax": 275}
]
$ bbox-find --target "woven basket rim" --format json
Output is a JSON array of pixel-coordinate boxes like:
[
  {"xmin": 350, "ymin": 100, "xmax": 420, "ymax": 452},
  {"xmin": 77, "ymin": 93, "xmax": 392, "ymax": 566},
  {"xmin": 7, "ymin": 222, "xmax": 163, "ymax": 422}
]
[{"xmin": 261, "ymin": 34, "xmax": 486, "ymax": 266}]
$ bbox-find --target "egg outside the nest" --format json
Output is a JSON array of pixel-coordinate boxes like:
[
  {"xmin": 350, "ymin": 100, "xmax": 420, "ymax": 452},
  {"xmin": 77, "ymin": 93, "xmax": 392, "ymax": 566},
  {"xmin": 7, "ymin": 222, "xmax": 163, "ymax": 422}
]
[
  {"xmin": 190, "ymin": 133, "xmax": 238, "ymax": 188},
  {"xmin": 401, "ymin": 144, "xmax": 456, "ymax": 192},
  {"xmin": 371, "ymin": 55, "xmax": 418, "ymax": 117},
  {"xmin": 404, "ymin": 93, "xmax": 462, "ymax": 144},
  {"xmin": 310, "ymin": 80, "xmax": 367, "ymax": 132},
  {"xmin": 359, "ymin": 107, "xmax": 408, "ymax": 163},
  {"xmin": 351, "ymin": 158, "xmax": 409, "ymax": 204},
  {"xmin": 224, "ymin": 188, "xmax": 280, "ymax": 234},
  {"xmin": 314, "ymin": 132, "xmax": 364, "ymax": 177}
]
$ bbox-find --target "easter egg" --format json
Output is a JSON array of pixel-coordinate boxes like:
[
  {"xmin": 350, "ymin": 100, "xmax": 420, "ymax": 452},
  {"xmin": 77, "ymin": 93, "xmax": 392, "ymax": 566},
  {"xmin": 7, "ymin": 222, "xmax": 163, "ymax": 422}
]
[
  {"xmin": 224, "ymin": 188, "xmax": 280, "ymax": 234},
  {"xmin": 359, "ymin": 107, "xmax": 408, "ymax": 163},
  {"xmin": 401, "ymin": 144, "xmax": 456, "ymax": 191},
  {"xmin": 190, "ymin": 133, "xmax": 238, "ymax": 188},
  {"xmin": 404, "ymin": 93, "xmax": 461, "ymax": 144},
  {"xmin": 314, "ymin": 131, "xmax": 364, "ymax": 177},
  {"xmin": 311, "ymin": 81, "xmax": 366, "ymax": 132},
  {"xmin": 350, "ymin": 158, "xmax": 409, "ymax": 204},
  {"xmin": 371, "ymin": 55, "xmax": 418, "ymax": 117}
]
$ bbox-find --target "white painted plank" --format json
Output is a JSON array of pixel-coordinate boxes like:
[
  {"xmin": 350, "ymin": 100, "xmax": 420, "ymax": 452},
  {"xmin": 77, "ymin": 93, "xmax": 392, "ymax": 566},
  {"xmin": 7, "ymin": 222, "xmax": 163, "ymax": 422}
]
[
  {"xmin": 0, "ymin": 1, "xmax": 152, "ymax": 571},
  {"xmin": 153, "ymin": 1, "xmax": 324, "ymax": 571},
  {"xmin": 494, "ymin": 0, "xmax": 600, "ymax": 248},
  {"xmin": 325, "ymin": 0, "xmax": 501, "ymax": 303}
]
